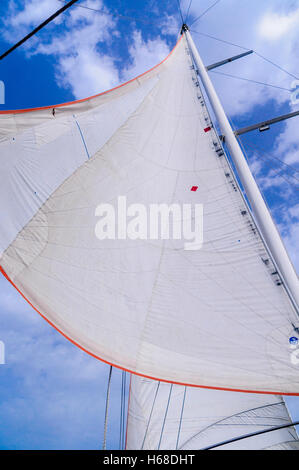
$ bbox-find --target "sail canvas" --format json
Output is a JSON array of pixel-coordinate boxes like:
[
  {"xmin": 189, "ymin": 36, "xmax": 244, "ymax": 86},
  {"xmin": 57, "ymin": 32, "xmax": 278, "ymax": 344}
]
[
  {"xmin": 0, "ymin": 33, "xmax": 298, "ymax": 397},
  {"xmin": 126, "ymin": 375, "xmax": 299, "ymax": 449}
]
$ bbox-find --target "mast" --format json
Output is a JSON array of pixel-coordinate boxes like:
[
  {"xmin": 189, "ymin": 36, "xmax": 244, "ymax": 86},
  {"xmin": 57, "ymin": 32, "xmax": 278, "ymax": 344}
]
[{"xmin": 183, "ymin": 26, "xmax": 299, "ymax": 313}]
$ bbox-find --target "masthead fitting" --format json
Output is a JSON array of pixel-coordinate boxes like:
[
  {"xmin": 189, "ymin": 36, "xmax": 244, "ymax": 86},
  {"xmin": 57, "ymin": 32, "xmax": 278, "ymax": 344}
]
[{"xmin": 180, "ymin": 23, "xmax": 189, "ymax": 35}]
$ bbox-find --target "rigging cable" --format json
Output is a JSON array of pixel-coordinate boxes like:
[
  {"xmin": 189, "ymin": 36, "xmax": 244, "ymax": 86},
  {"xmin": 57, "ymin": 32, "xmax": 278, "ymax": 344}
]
[
  {"xmin": 189, "ymin": 0, "xmax": 222, "ymax": 27},
  {"xmin": 255, "ymin": 52, "xmax": 299, "ymax": 82},
  {"xmin": 119, "ymin": 370, "xmax": 125, "ymax": 449},
  {"xmin": 157, "ymin": 384, "xmax": 173, "ymax": 450},
  {"xmin": 102, "ymin": 365, "xmax": 113, "ymax": 450},
  {"xmin": 189, "ymin": 28, "xmax": 299, "ymax": 187},
  {"xmin": 175, "ymin": 386, "xmax": 187, "ymax": 450},
  {"xmin": 0, "ymin": 0, "xmax": 80, "ymax": 60},
  {"xmin": 185, "ymin": 0, "xmax": 193, "ymax": 23},
  {"xmin": 238, "ymin": 142, "xmax": 299, "ymax": 193},
  {"xmin": 176, "ymin": 0, "xmax": 184, "ymax": 25},
  {"xmin": 141, "ymin": 382, "xmax": 160, "ymax": 450},
  {"xmin": 122, "ymin": 371, "xmax": 127, "ymax": 449},
  {"xmin": 190, "ymin": 29, "xmax": 299, "ymax": 80},
  {"xmin": 119, "ymin": 370, "xmax": 127, "ymax": 450},
  {"xmin": 227, "ymin": 111, "xmax": 299, "ymax": 191},
  {"xmin": 202, "ymin": 420, "xmax": 299, "ymax": 450},
  {"xmin": 210, "ymin": 70, "xmax": 292, "ymax": 93},
  {"xmin": 190, "ymin": 29, "xmax": 251, "ymax": 51},
  {"xmin": 243, "ymin": 140, "xmax": 299, "ymax": 178},
  {"xmin": 58, "ymin": 0, "xmax": 163, "ymax": 25},
  {"xmin": 180, "ymin": 400, "xmax": 286, "ymax": 449},
  {"xmin": 238, "ymin": 138, "xmax": 299, "ymax": 186}
]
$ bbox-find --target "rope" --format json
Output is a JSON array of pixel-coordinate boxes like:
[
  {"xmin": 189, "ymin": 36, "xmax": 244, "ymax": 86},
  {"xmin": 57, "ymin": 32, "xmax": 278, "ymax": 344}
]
[
  {"xmin": 175, "ymin": 386, "xmax": 187, "ymax": 450},
  {"xmin": 157, "ymin": 384, "xmax": 173, "ymax": 450},
  {"xmin": 141, "ymin": 382, "xmax": 160, "ymax": 449},
  {"xmin": 0, "ymin": 0, "xmax": 80, "ymax": 60},
  {"xmin": 102, "ymin": 365, "xmax": 113, "ymax": 450}
]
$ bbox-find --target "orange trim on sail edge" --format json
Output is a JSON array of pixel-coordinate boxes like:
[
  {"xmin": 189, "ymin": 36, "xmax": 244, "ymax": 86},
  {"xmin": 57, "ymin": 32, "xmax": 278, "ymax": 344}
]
[
  {"xmin": 0, "ymin": 36, "xmax": 183, "ymax": 115},
  {"xmin": 1, "ymin": 264, "xmax": 298, "ymax": 397}
]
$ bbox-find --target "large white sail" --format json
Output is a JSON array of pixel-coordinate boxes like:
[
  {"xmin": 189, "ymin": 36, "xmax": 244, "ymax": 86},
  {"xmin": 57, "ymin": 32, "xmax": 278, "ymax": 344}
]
[
  {"xmin": 0, "ymin": 34, "xmax": 298, "ymax": 394},
  {"xmin": 126, "ymin": 376, "xmax": 299, "ymax": 450}
]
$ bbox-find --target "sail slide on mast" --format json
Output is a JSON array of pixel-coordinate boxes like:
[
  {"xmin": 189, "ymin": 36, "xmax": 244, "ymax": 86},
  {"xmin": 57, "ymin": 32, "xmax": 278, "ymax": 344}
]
[
  {"xmin": 0, "ymin": 33, "xmax": 298, "ymax": 395},
  {"xmin": 126, "ymin": 375, "xmax": 299, "ymax": 450}
]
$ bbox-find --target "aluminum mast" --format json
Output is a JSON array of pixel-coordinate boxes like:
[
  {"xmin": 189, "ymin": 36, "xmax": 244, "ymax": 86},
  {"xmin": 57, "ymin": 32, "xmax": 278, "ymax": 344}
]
[{"xmin": 184, "ymin": 26, "xmax": 299, "ymax": 312}]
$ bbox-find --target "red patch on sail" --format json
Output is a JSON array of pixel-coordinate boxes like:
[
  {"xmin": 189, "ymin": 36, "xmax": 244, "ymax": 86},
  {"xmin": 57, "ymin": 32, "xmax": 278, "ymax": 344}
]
[
  {"xmin": 204, "ymin": 126, "xmax": 211, "ymax": 133},
  {"xmin": 191, "ymin": 186, "xmax": 198, "ymax": 192}
]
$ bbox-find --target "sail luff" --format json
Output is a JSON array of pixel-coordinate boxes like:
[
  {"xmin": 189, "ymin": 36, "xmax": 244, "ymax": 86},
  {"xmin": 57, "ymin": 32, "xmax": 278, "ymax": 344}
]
[{"xmin": 185, "ymin": 29, "xmax": 299, "ymax": 312}]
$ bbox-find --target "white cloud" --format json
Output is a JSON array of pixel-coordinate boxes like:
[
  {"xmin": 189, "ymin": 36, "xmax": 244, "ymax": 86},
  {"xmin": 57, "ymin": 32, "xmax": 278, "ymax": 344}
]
[
  {"xmin": 289, "ymin": 203, "xmax": 299, "ymax": 219},
  {"xmin": 160, "ymin": 14, "xmax": 180, "ymax": 37},
  {"xmin": 274, "ymin": 116, "xmax": 299, "ymax": 166},
  {"xmin": 58, "ymin": 51, "xmax": 119, "ymax": 98},
  {"xmin": 258, "ymin": 9, "xmax": 299, "ymax": 41},
  {"xmin": 3, "ymin": 0, "xmax": 173, "ymax": 99},
  {"xmin": 29, "ymin": 0, "xmax": 121, "ymax": 97},
  {"xmin": 3, "ymin": 0, "xmax": 62, "ymax": 46},
  {"xmin": 278, "ymin": 203, "xmax": 299, "ymax": 272},
  {"xmin": 7, "ymin": 0, "xmax": 61, "ymax": 28},
  {"xmin": 123, "ymin": 30, "xmax": 170, "ymax": 81}
]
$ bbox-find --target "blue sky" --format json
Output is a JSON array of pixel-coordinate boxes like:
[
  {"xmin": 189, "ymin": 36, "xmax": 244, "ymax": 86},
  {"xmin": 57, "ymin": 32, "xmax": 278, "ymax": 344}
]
[{"xmin": 0, "ymin": 0, "xmax": 298, "ymax": 449}]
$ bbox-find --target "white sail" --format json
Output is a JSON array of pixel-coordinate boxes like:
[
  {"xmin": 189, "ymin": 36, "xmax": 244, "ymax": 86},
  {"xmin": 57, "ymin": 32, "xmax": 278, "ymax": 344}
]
[
  {"xmin": 126, "ymin": 375, "xmax": 299, "ymax": 450},
  {"xmin": 0, "ymin": 34, "xmax": 298, "ymax": 394}
]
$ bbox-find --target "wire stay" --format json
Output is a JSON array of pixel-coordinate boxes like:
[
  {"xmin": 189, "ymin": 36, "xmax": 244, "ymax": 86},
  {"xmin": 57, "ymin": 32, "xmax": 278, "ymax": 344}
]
[
  {"xmin": 0, "ymin": 0, "xmax": 80, "ymax": 61},
  {"xmin": 102, "ymin": 365, "xmax": 113, "ymax": 450},
  {"xmin": 210, "ymin": 70, "xmax": 292, "ymax": 92},
  {"xmin": 58, "ymin": 0, "xmax": 163, "ymax": 25},
  {"xmin": 191, "ymin": 29, "xmax": 299, "ymax": 80},
  {"xmin": 239, "ymin": 139, "xmax": 299, "ymax": 186},
  {"xmin": 176, "ymin": 0, "xmax": 184, "ymax": 24},
  {"xmin": 190, "ymin": 0, "xmax": 222, "ymax": 27},
  {"xmin": 202, "ymin": 420, "xmax": 299, "ymax": 450},
  {"xmin": 185, "ymin": 0, "xmax": 193, "ymax": 23}
]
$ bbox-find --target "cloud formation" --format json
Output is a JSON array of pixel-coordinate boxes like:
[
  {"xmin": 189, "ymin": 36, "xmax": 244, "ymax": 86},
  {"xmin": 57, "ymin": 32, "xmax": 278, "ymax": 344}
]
[{"xmin": 3, "ymin": 0, "xmax": 175, "ymax": 99}]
